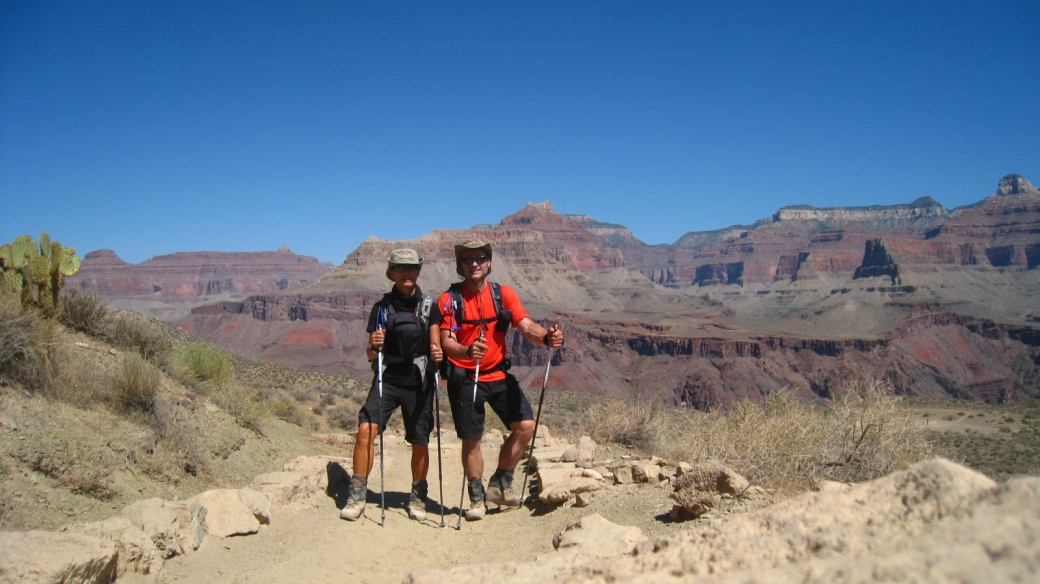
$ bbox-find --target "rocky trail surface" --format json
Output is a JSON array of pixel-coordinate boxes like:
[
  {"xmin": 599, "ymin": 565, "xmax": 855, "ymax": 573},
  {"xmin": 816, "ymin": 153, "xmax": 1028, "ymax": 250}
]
[{"xmin": 5, "ymin": 427, "xmax": 1039, "ymax": 583}]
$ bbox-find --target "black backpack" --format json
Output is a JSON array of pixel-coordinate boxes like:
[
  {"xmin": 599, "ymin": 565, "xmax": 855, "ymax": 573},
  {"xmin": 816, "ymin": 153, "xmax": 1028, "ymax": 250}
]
[{"xmin": 377, "ymin": 292, "xmax": 433, "ymax": 366}]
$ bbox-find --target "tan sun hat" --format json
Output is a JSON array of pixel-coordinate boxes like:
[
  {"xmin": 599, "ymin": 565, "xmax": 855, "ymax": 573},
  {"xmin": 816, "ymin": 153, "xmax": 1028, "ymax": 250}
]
[
  {"xmin": 454, "ymin": 240, "xmax": 493, "ymax": 276},
  {"xmin": 386, "ymin": 248, "xmax": 423, "ymax": 280}
]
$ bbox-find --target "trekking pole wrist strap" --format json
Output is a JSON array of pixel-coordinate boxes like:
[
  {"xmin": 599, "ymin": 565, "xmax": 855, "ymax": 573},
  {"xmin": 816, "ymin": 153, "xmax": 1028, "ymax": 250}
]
[{"xmin": 542, "ymin": 333, "xmax": 550, "ymax": 346}]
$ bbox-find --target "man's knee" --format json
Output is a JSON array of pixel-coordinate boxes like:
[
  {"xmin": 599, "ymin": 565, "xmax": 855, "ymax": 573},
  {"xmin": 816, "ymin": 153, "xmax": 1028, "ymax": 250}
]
[
  {"xmin": 511, "ymin": 420, "xmax": 535, "ymax": 440},
  {"xmin": 356, "ymin": 422, "xmax": 379, "ymax": 444}
]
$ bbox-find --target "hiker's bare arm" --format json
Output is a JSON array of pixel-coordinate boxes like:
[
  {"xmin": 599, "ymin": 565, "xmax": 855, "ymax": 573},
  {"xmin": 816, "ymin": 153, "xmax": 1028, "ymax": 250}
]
[
  {"xmin": 440, "ymin": 326, "xmax": 489, "ymax": 360},
  {"xmin": 429, "ymin": 324, "xmax": 443, "ymax": 363},
  {"xmin": 366, "ymin": 329, "xmax": 385, "ymax": 361},
  {"xmin": 516, "ymin": 317, "xmax": 563, "ymax": 349}
]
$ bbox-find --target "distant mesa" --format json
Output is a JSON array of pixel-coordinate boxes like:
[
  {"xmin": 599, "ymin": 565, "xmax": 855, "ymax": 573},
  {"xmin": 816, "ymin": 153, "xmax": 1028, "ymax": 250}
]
[
  {"xmin": 996, "ymin": 174, "xmax": 1040, "ymax": 196},
  {"xmin": 70, "ymin": 247, "xmax": 333, "ymax": 321}
]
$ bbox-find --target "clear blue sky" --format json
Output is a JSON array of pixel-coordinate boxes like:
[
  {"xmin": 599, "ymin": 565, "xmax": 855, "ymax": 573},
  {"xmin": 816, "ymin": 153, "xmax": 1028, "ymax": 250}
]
[{"xmin": 2, "ymin": 1, "xmax": 1037, "ymax": 264}]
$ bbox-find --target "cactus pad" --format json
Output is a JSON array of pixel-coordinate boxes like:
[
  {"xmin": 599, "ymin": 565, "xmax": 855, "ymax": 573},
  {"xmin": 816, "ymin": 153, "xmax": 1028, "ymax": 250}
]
[
  {"xmin": 0, "ymin": 244, "xmax": 11, "ymax": 269},
  {"xmin": 39, "ymin": 233, "xmax": 51, "ymax": 256},
  {"xmin": 10, "ymin": 236, "xmax": 35, "ymax": 269},
  {"xmin": 28, "ymin": 254, "xmax": 50, "ymax": 284},
  {"xmin": 1, "ymin": 270, "xmax": 22, "ymax": 293},
  {"xmin": 59, "ymin": 247, "xmax": 81, "ymax": 276}
]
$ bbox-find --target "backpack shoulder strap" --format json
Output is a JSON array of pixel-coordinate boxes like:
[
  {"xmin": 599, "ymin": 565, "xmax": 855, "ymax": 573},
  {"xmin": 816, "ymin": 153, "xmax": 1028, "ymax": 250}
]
[
  {"xmin": 448, "ymin": 283, "xmax": 465, "ymax": 326},
  {"xmin": 418, "ymin": 293, "xmax": 432, "ymax": 325},
  {"xmin": 489, "ymin": 282, "xmax": 503, "ymax": 316}
]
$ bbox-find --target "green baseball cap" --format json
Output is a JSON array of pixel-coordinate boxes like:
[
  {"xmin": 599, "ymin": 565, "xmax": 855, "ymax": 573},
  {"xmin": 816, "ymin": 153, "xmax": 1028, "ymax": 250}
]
[{"xmin": 386, "ymin": 248, "xmax": 423, "ymax": 280}]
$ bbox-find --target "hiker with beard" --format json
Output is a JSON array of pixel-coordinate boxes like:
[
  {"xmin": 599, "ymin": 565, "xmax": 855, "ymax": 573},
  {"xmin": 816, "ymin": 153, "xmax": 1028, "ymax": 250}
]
[
  {"xmin": 341, "ymin": 249, "xmax": 443, "ymax": 523},
  {"xmin": 437, "ymin": 240, "xmax": 564, "ymax": 520}
]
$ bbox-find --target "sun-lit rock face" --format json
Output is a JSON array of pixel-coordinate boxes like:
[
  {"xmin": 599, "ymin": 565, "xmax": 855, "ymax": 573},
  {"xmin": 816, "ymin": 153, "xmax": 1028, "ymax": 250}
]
[{"xmin": 70, "ymin": 249, "xmax": 334, "ymax": 300}]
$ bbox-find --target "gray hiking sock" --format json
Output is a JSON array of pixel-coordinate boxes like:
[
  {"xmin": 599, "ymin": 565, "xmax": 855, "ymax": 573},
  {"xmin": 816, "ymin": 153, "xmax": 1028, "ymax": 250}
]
[
  {"xmin": 490, "ymin": 468, "xmax": 514, "ymax": 490},
  {"xmin": 468, "ymin": 477, "xmax": 485, "ymax": 503},
  {"xmin": 412, "ymin": 479, "xmax": 429, "ymax": 500},
  {"xmin": 351, "ymin": 474, "xmax": 368, "ymax": 490}
]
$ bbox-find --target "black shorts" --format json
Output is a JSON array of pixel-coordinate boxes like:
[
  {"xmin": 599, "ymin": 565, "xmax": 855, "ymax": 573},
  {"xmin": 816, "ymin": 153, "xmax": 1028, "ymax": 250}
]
[
  {"xmin": 447, "ymin": 367, "xmax": 534, "ymax": 440},
  {"xmin": 358, "ymin": 376, "xmax": 434, "ymax": 446}
]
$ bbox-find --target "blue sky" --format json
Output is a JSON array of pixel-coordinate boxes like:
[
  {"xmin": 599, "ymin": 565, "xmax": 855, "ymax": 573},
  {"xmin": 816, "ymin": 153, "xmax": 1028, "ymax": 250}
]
[{"xmin": 2, "ymin": 1, "xmax": 1037, "ymax": 264}]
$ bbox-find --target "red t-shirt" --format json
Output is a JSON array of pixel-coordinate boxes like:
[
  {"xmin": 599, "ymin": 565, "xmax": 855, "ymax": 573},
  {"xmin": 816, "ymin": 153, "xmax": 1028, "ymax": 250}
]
[{"xmin": 436, "ymin": 282, "xmax": 528, "ymax": 382}]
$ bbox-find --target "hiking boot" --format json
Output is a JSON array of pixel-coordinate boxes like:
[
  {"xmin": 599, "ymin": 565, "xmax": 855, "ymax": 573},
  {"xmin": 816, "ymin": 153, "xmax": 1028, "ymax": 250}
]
[
  {"xmin": 465, "ymin": 499, "xmax": 486, "ymax": 521},
  {"xmin": 466, "ymin": 477, "xmax": 485, "ymax": 521},
  {"xmin": 339, "ymin": 485, "xmax": 367, "ymax": 521},
  {"xmin": 407, "ymin": 492, "xmax": 427, "ymax": 521},
  {"xmin": 485, "ymin": 485, "xmax": 523, "ymax": 507}
]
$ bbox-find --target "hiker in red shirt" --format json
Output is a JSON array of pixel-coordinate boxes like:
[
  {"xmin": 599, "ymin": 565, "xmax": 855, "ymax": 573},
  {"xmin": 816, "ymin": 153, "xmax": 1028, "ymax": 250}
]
[{"xmin": 436, "ymin": 240, "xmax": 563, "ymax": 520}]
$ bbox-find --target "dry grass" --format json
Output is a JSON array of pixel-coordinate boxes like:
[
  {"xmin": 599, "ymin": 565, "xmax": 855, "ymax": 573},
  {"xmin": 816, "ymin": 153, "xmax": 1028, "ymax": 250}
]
[
  {"xmin": 57, "ymin": 288, "xmax": 109, "ymax": 337},
  {"xmin": 13, "ymin": 431, "xmax": 117, "ymax": 499},
  {"xmin": 171, "ymin": 342, "xmax": 233, "ymax": 386},
  {"xmin": 103, "ymin": 313, "xmax": 173, "ymax": 363},
  {"xmin": 114, "ymin": 352, "xmax": 161, "ymax": 414},
  {"xmin": 210, "ymin": 384, "xmax": 269, "ymax": 434},
  {"xmin": 580, "ymin": 379, "xmax": 931, "ymax": 494},
  {"xmin": 0, "ymin": 293, "xmax": 59, "ymax": 391}
]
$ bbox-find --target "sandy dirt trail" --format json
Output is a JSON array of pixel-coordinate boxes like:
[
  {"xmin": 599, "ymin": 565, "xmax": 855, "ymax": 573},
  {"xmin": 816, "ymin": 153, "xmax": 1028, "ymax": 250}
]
[{"xmin": 154, "ymin": 433, "xmax": 678, "ymax": 584}]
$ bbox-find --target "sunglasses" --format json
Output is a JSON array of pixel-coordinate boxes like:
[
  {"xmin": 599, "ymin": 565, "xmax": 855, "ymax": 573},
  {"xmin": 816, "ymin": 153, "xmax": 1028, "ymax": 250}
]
[
  {"xmin": 390, "ymin": 265, "xmax": 421, "ymax": 272},
  {"xmin": 460, "ymin": 255, "xmax": 490, "ymax": 265}
]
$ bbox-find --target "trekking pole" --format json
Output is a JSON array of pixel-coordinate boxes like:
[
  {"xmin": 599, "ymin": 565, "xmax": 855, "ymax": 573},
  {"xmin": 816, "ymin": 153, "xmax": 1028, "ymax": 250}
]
[
  {"xmin": 519, "ymin": 321, "xmax": 559, "ymax": 506},
  {"xmin": 433, "ymin": 370, "xmax": 445, "ymax": 528},
  {"xmin": 455, "ymin": 349, "xmax": 481, "ymax": 530},
  {"xmin": 376, "ymin": 310, "xmax": 386, "ymax": 527}
]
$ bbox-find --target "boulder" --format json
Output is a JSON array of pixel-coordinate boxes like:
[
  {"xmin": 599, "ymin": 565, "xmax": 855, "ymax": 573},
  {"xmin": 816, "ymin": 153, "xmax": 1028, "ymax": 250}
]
[
  {"xmin": 552, "ymin": 514, "xmax": 647, "ymax": 558},
  {"xmin": 670, "ymin": 489, "xmax": 721, "ymax": 518},
  {"xmin": 540, "ymin": 477, "xmax": 602, "ymax": 505},
  {"xmin": 62, "ymin": 516, "xmax": 164, "ymax": 577},
  {"xmin": 282, "ymin": 455, "xmax": 351, "ymax": 495},
  {"xmin": 578, "ymin": 436, "xmax": 597, "ymax": 462},
  {"xmin": 575, "ymin": 492, "xmax": 592, "ymax": 507},
  {"xmin": 613, "ymin": 466, "xmax": 634, "ymax": 485},
  {"xmin": 250, "ymin": 471, "xmax": 307, "ymax": 507},
  {"xmin": 0, "ymin": 530, "xmax": 117, "ymax": 584},
  {"xmin": 631, "ymin": 463, "xmax": 661, "ymax": 483},
  {"xmin": 528, "ymin": 446, "xmax": 573, "ymax": 470},
  {"xmin": 190, "ymin": 490, "xmax": 260, "ymax": 539},
  {"xmin": 533, "ymin": 425, "xmax": 557, "ymax": 448},
  {"xmin": 673, "ymin": 460, "xmax": 749, "ymax": 495},
  {"xmin": 118, "ymin": 498, "xmax": 183, "ymax": 558},
  {"xmin": 237, "ymin": 488, "xmax": 272, "ymax": 524},
  {"xmin": 560, "ymin": 447, "xmax": 580, "ymax": 462},
  {"xmin": 164, "ymin": 500, "xmax": 206, "ymax": 551}
]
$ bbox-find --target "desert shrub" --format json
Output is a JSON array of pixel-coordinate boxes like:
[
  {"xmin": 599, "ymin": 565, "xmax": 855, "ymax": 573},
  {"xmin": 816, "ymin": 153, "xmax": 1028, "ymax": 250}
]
[
  {"xmin": 105, "ymin": 313, "xmax": 171, "ymax": 363},
  {"xmin": 270, "ymin": 397, "xmax": 309, "ymax": 427},
  {"xmin": 0, "ymin": 294, "xmax": 58, "ymax": 391},
  {"xmin": 211, "ymin": 384, "xmax": 268, "ymax": 433},
  {"xmin": 49, "ymin": 344, "xmax": 113, "ymax": 405},
  {"xmin": 171, "ymin": 342, "xmax": 233, "ymax": 386},
  {"xmin": 57, "ymin": 289, "xmax": 109, "ymax": 337},
  {"xmin": 114, "ymin": 351, "xmax": 161, "ymax": 414},
  {"xmin": 151, "ymin": 397, "xmax": 206, "ymax": 478},
  {"xmin": 660, "ymin": 380, "xmax": 931, "ymax": 493},
  {"xmin": 327, "ymin": 404, "xmax": 358, "ymax": 431},
  {"xmin": 580, "ymin": 399, "xmax": 675, "ymax": 453}
]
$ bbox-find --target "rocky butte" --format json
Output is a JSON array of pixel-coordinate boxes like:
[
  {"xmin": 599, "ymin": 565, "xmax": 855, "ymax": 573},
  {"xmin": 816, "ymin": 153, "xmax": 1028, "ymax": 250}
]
[
  {"xmin": 176, "ymin": 176, "xmax": 1040, "ymax": 409},
  {"xmin": 70, "ymin": 247, "xmax": 334, "ymax": 321}
]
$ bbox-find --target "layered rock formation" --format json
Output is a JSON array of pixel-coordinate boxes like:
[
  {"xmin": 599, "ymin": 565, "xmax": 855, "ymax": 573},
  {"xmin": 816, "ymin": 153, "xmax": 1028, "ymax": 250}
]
[
  {"xmin": 176, "ymin": 176, "xmax": 1040, "ymax": 408},
  {"xmin": 70, "ymin": 248, "xmax": 333, "ymax": 321}
]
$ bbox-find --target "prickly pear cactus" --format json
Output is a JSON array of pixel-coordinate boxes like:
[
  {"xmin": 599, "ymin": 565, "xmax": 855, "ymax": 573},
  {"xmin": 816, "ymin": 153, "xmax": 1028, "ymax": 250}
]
[
  {"xmin": 0, "ymin": 270, "xmax": 22, "ymax": 294},
  {"xmin": 58, "ymin": 247, "xmax": 80, "ymax": 276},
  {"xmin": 10, "ymin": 235, "xmax": 35, "ymax": 270},
  {"xmin": 0, "ymin": 233, "xmax": 82, "ymax": 311}
]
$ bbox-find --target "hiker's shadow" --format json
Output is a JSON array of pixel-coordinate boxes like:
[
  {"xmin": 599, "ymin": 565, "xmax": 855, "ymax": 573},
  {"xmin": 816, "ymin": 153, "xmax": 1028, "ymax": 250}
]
[{"xmin": 325, "ymin": 461, "xmax": 452, "ymax": 521}]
